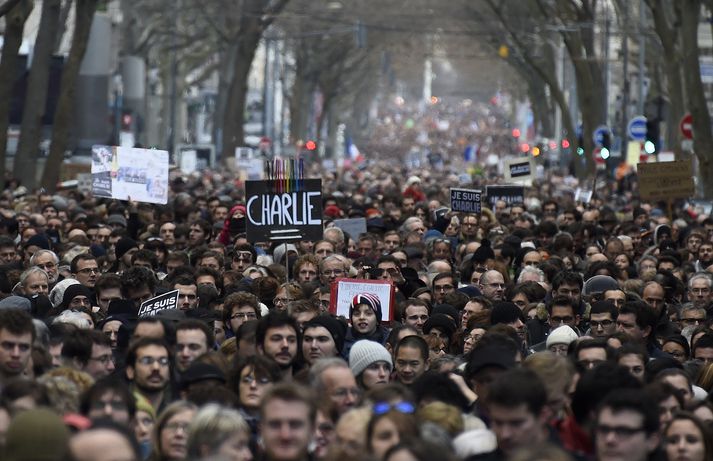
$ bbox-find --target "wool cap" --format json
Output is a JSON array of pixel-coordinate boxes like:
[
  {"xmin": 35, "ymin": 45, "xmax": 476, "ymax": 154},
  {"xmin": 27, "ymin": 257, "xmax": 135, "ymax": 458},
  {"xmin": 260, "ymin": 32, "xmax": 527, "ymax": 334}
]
[
  {"xmin": 546, "ymin": 325, "xmax": 579, "ymax": 348},
  {"xmin": 423, "ymin": 313, "xmax": 457, "ymax": 340},
  {"xmin": 349, "ymin": 339, "xmax": 393, "ymax": 376},
  {"xmin": 115, "ymin": 237, "xmax": 138, "ymax": 259},
  {"xmin": 490, "ymin": 301, "xmax": 523, "ymax": 325},
  {"xmin": 349, "ymin": 293, "xmax": 382, "ymax": 320},
  {"xmin": 304, "ymin": 315, "xmax": 347, "ymax": 353}
]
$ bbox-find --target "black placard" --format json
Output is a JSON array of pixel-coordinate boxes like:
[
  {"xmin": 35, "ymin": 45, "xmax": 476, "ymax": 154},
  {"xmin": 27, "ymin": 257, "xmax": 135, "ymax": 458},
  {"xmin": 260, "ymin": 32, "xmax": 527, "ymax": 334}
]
[
  {"xmin": 450, "ymin": 188, "xmax": 482, "ymax": 214},
  {"xmin": 486, "ymin": 185, "xmax": 525, "ymax": 208},
  {"xmin": 509, "ymin": 161, "xmax": 531, "ymax": 178},
  {"xmin": 138, "ymin": 290, "xmax": 179, "ymax": 317},
  {"xmin": 245, "ymin": 179, "xmax": 323, "ymax": 242}
]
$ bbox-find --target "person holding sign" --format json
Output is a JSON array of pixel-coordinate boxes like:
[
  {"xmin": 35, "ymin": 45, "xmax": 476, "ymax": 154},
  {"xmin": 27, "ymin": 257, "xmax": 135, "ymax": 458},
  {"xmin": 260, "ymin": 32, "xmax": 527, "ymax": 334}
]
[{"xmin": 343, "ymin": 293, "xmax": 390, "ymax": 359}]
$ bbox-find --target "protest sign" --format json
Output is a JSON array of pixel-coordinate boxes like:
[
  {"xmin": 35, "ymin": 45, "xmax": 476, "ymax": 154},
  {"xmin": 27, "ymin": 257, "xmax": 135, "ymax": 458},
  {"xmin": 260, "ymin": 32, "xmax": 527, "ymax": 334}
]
[
  {"xmin": 575, "ymin": 188, "xmax": 593, "ymax": 204},
  {"xmin": 333, "ymin": 218, "xmax": 367, "ymax": 239},
  {"xmin": 504, "ymin": 158, "xmax": 534, "ymax": 186},
  {"xmin": 245, "ymin": 178, "xmax": 323, "ymax": 242},
  {"xmin": 450, "ymin": 188, "xmax": 482, "ymax": 214},
  {"xmin": 637, "ymin": 159, "xmax": 694, "ymax": 200},
  {"xmin": 138, "ymin": 290, "xmax": 179, "ymax": 317},
  {"xmin": 329, "ymin": 279, "xmax": 395, "ymax": 322},
  {"xmin": 91, "ymin": 145, "xmax": 169, "ymax": 204},
  {"xmin": 485, "ymin": 185, "xmax": 525, "ymax": 208}
]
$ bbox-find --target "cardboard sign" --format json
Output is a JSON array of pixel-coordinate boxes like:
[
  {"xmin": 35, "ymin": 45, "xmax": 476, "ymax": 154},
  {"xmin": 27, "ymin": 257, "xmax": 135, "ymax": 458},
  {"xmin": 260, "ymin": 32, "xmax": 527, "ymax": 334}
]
[
  {"xmin": 91, "ymin": 145, "xmax": 169, "ymax": 204},
  {"xmin": 637, "ymin": 159, "xmax": 695, "ymax": 200},
  {"xmin": 485, "ymin": 185, "xmax": 525, "ymax": 208},
  {"xmin": 138, "ymin": 290, "xmax": 179, "ymax": 317},
  {"xmin": 245, "ymin": 179, "xmax": 323, "ymax": 242},
  {"xmin": 450, "ymin": 188, "xmax": 482, "ymax": 214},
  {"xmin": 504, "ymin": 158, "xmax": 534, "ymax": 186},
  {"xmin": 329, "ymin": 278, "xmax": 395, "ymax": 322},
  {"xmin": 332, "ymin": 218, "xmax": 367, "ymax": 239}
]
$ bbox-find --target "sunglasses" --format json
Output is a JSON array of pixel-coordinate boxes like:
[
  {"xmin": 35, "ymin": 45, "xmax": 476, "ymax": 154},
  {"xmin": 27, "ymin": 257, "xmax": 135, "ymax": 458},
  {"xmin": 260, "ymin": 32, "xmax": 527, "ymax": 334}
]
[{"xmin": 373, "ymin": 401, "xmax": 415, "ymax": 415}]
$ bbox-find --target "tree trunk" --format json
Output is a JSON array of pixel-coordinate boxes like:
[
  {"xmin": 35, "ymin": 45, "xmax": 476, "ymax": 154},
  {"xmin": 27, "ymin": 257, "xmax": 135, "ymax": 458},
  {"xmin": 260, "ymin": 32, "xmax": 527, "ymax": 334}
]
[
  {"xmin": 53, "ymin": 0, "xmax": 73, "ymax": 53},
  {"xmin": 0, "ymin": 0, "xmax": 33, "ymax": 186},
  {"xmin": 42, "ymin": 0, "xmax": 99, "ymax": 191},
  {"xmin": 221, "ymin": 31, "xmax": 260, "ymax": 163},
  {"xmin": 13, "ymin": 0, "xmax": 61, "ymax": 188},
  {"xmin": 647, "ymin": 0, "xmax": 685, "ymax": 156},
  {"xmin": 680, "ymin": 0, "xmax": 713, "ymax": 198}
]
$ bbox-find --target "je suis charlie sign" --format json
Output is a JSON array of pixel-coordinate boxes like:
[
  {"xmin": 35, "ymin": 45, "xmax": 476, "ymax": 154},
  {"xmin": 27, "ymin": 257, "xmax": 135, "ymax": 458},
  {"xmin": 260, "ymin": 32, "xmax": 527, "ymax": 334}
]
[{"xmin": 246, "ymin": 158, "xmax": 323, "ymax": 242}]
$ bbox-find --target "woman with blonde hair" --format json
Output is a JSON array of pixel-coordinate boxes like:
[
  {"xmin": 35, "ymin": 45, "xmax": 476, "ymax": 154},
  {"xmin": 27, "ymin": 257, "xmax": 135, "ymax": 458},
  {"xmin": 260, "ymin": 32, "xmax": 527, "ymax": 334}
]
[{"xmin": 186, "ymin": 403, "xmax": 252, "ymax": 461}]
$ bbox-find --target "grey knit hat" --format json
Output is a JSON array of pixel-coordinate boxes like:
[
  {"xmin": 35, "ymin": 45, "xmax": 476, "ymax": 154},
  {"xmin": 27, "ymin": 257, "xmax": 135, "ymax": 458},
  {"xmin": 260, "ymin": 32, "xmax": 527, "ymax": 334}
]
[{"xmin": 349, "ymin": 339, "xmax": 392, "ymax": 377}]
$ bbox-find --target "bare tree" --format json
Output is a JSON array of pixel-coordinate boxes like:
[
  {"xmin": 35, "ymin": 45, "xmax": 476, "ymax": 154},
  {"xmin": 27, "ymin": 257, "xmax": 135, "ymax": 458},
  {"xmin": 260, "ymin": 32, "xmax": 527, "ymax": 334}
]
[
  {"xmin": 42, "ymin": 0, "xmax": 99, "ymax": 191},
  {"xmin": 0, "ymin": 0, "xmax": 33, "ymax": 185},
  {"xmin": 13, "ymin": 0, "xmax": 61, "ymax": 188}
]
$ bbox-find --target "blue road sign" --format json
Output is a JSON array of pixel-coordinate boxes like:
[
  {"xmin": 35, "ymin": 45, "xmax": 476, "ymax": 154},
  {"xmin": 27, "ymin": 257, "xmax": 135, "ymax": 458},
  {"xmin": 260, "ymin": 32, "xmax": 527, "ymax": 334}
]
[
  {"xmin": 628, "ymin": 116, "xmax": 647, "ymax": 141},
  {"xmin": 593, "ymin": 125, "xmax": 610, "ymax": 146}
]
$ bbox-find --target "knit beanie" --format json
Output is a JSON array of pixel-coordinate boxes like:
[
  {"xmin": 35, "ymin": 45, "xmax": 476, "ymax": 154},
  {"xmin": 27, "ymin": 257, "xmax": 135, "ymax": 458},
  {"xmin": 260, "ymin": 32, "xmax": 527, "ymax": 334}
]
[
  {"xmin": 49, "ymin": 278, "xmax": 80, "ymax": 308},
  {"xmin": 60, "ymin": 284, "xmax": 94, "ymax": 310},
  {"xmin": 546, "ymin": 325, "xmax": 579, "ymax": 348},
  {"xmin": 423, "ymin": 313, "xmax": 457, "ymax": 340},
  {"xmin": 349, "ymin": 339, "xmax": 393, "ymax": 377},
  {"xmin": 0, "ymin": 296, "xmax": 31, "ymax": 312},
  {"xmin": 272, "ymin": 243, "xmax": 298, "ymax": 265},
  {"xmin": 349, "ymin": 293, "xmax": 382, "ymax": 320},
  {"xmin": 433, "ymin": 304, "xmax": 460, "ymax": 326},
  {"xmin": 490, "ymin": 302, "xmax": 523, "ymax": 325},
  {"xmin": 24, "ymin": 233, "xmax": 51, "ymax": 250},
  {"xmin": 115, "ymin": 237, "xmax": 138, "ymax": 259},
  {"xmin": 304, "ymin": 315, "xmax": 347, "ymax": 353},
  {"xmin": 5, "ymin": 408, "xmax": 70, "ymax": 461}
]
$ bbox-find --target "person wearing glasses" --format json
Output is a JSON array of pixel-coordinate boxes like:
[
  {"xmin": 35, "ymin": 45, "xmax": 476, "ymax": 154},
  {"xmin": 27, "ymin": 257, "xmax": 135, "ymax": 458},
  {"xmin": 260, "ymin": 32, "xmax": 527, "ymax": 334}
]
[
  {"xmin": 230, "ymin": 354, "xmax": 281, "ymax": 445},
  {"xmin": 71, "ymin": 253, "xmax": 101, "ymax": 289},
  {"xmin": 30, "ymin": 249, "xmax": 61, "ymax": 288},
  {"xmin": 594, "ymin": 390, "xmax": 660, "ymax": 461},
  {"xmin": 230, "ymin": 243, "xmax": 257, "ymax": 274},
  {"xmin": 688, "ymin": 273, "xmax": 713, "ymax": 311},
  {"xmin": 478, "ymin": 270, "xmax": 506, "ymax": 302},
  {"xmin": 148, "ymin": 400, "xmax": 197, "ymax": 461},
  {"xmin": 80, "ymin": 377, "xmax": 135, "ymax": 427},
  {"xmin": 319, "ymin": 255, "xmax": 350, "ymax": 288},
  {"xmin": 61, "ymin": 329, "xmax": 115, "ymax": 380},
  {"xmin": 588, "ymin": 300, "xmax": 619, "ymax": 339},
  {"xmin": 126, "ymin": 337, "xmax": 174, "ymax": 414},
  {"xmin": 222, "ymin": 292, "xmax": 261, "ymax": 339}
]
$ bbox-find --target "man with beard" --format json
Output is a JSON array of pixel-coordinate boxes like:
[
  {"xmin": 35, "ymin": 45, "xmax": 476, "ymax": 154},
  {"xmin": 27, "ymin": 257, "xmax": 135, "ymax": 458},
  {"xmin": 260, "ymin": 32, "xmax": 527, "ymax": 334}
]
[
  {"xmin": 30, "ymin": 249, "xmax": 61, "ymax": 288},
  {"xmin": 256, "ymin": 312, "xmax": 301, "ymax": 380},
  {"xmin": 125, "ymin": 337, "xmax": 173, "ymax": 413}
]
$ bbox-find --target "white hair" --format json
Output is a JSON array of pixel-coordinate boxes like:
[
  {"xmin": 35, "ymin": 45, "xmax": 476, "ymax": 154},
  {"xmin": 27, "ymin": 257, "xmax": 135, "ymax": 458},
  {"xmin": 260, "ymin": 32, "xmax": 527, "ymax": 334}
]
[{"xmin": 52, "ymin": 310, "xmax": 90, "ymax": 329}]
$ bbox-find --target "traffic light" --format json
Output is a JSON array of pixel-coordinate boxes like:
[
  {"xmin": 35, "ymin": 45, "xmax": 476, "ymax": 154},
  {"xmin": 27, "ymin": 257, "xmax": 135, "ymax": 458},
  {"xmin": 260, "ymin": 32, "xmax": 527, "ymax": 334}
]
[
  {"xmin": 305, "ymin": 140, "xmax": 317, "ymax": 151},
  {"xmin": 645, "ymin": 119, "xmax": 659, "ymax": 154},
  {"xmin": 600, "ymin": 132, "xmax": 611, "ymax": 159}
]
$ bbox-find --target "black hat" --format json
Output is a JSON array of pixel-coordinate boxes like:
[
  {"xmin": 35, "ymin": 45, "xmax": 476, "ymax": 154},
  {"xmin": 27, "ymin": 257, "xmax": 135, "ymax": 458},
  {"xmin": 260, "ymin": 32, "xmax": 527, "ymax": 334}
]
[
  {"xmin": 304, "ymin": 315, "xmax": 347, "ymax": 353},
  {"xmin": 432, "ymin": 304, "xmax": 460, "ymax": 326},
  {"xmin": 180, "ymin": 362, "xmax": 226, "ymax": 387},
  {"xmin": 423, "ymin": 313, "xmax": 457, "ymax": 339},
  {"xmin": 465, "ymin": 346, "xmax": 516, "ymax": 378},
  {"xmin": 115, "ymin": 237, "xmax": 138, "ymax": 259}
]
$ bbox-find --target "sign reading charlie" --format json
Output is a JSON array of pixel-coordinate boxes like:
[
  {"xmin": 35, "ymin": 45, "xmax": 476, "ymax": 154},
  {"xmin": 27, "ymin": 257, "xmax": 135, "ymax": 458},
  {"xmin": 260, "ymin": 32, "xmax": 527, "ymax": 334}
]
[
  {"xmin": 637, "ymin": 159, "xmax": 695, "ymax": 201},
  {"xmin": 246, "ymin": 158, "xmax": 323, "ymax": 242}
]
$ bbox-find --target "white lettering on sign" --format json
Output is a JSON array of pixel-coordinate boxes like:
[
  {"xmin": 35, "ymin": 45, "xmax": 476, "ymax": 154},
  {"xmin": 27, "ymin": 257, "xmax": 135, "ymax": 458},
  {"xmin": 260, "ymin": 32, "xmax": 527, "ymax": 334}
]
[{"xmin": 247, "ymin": 191, "xmax": 321, "ymax": 226}]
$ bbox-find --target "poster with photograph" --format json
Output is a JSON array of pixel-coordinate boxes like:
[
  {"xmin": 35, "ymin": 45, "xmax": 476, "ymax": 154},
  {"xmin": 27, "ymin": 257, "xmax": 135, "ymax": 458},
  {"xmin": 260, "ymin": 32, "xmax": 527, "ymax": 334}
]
[
  {"xmin": 91, "ymin": 145, "xmax": 169, "ymax": 204},
  {"xmin": 329, "ymin": 278, "xmax": 395, "ymax": 323}
]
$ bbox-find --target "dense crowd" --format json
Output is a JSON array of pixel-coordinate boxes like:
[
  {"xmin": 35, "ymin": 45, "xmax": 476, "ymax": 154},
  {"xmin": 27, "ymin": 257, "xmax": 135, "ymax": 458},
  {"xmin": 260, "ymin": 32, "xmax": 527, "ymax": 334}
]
[{"xmin": 0, "ymin": 104, "xmax": 711, "ymax": 461}]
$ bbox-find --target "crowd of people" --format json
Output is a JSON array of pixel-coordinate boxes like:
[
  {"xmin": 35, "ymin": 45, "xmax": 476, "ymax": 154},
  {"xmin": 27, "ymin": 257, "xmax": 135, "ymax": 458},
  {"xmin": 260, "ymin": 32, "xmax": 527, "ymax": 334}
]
[{"xmin": 0, "ymin": 100, "xmax": 711, "ymax": 461}]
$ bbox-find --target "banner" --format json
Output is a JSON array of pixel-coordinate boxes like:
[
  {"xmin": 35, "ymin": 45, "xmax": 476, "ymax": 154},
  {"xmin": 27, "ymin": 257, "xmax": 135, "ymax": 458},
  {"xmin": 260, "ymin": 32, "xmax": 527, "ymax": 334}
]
[
  {"xmin": 91, "ymin": 145, "xmax": 169, "ymax": 204},
  {"xmin": 485, "ymin": 185, "xmax": 525, "ymax": 208},
  {"xmin": 329, "ymin": 279, "xmax": 395, "ymax": 322},
  {"xmin": 637, "ymin": 159, "xmax": 695, "ymax": 200},
  {"xmin": 245, "ymin": 178, "xmax": 323, "ymax": 242},
  {"xmin": 138, "ymin": 290, "xmax": 179, "ymax": 317},
  {"xmin": 450, "ymin": 188, "xmax": 482, "ymax": 214}
]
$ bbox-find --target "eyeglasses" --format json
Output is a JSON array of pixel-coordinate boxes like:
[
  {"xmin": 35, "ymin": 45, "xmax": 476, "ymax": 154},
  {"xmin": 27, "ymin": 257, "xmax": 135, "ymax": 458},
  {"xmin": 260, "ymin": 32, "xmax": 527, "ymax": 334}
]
[
  {"xmin": 77, "ymin": 267, "xmax": 99, "ymax": 275},
  {"xmin": 596, "ymin": 424, "xmax": 645, "ymax": 438},
  {"xmin": 549, "ymin": 344, "xmax": 569, "ymax": 354},
  {"xmin": 321, "ymin": 269, "xmax": 345, "ymax": 277},
  {"xmin": 590, "ymin": 320, "xmax": 614, "ymax": 328},
  {"xmin": 233, "ymin": 252, "xmax": 253, "ymax": 261},
  {"xmin": 373, "ymin": 401, "xmax": 415, "ymax": 415},
  {"xmin": 332, "ymin": 387, "xmax": 362, "ymax": 399},
  {"xmin": 551, "ymin": 315, "xmax": 574, "ymax": 324},
  {"xmin": 434, "ymin": 284, "xmax": 454, "ymax": 292},
  {"xmin": 137, "ymin": 356, "xmax": 169, "ymax": 367},
  {"xmin": 231, "ymin": 312, "xmax": 257, "ymax": 320},
  {"xmin": 165, "ymin": 421, "xmax": 190, "ymax": 433}
]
